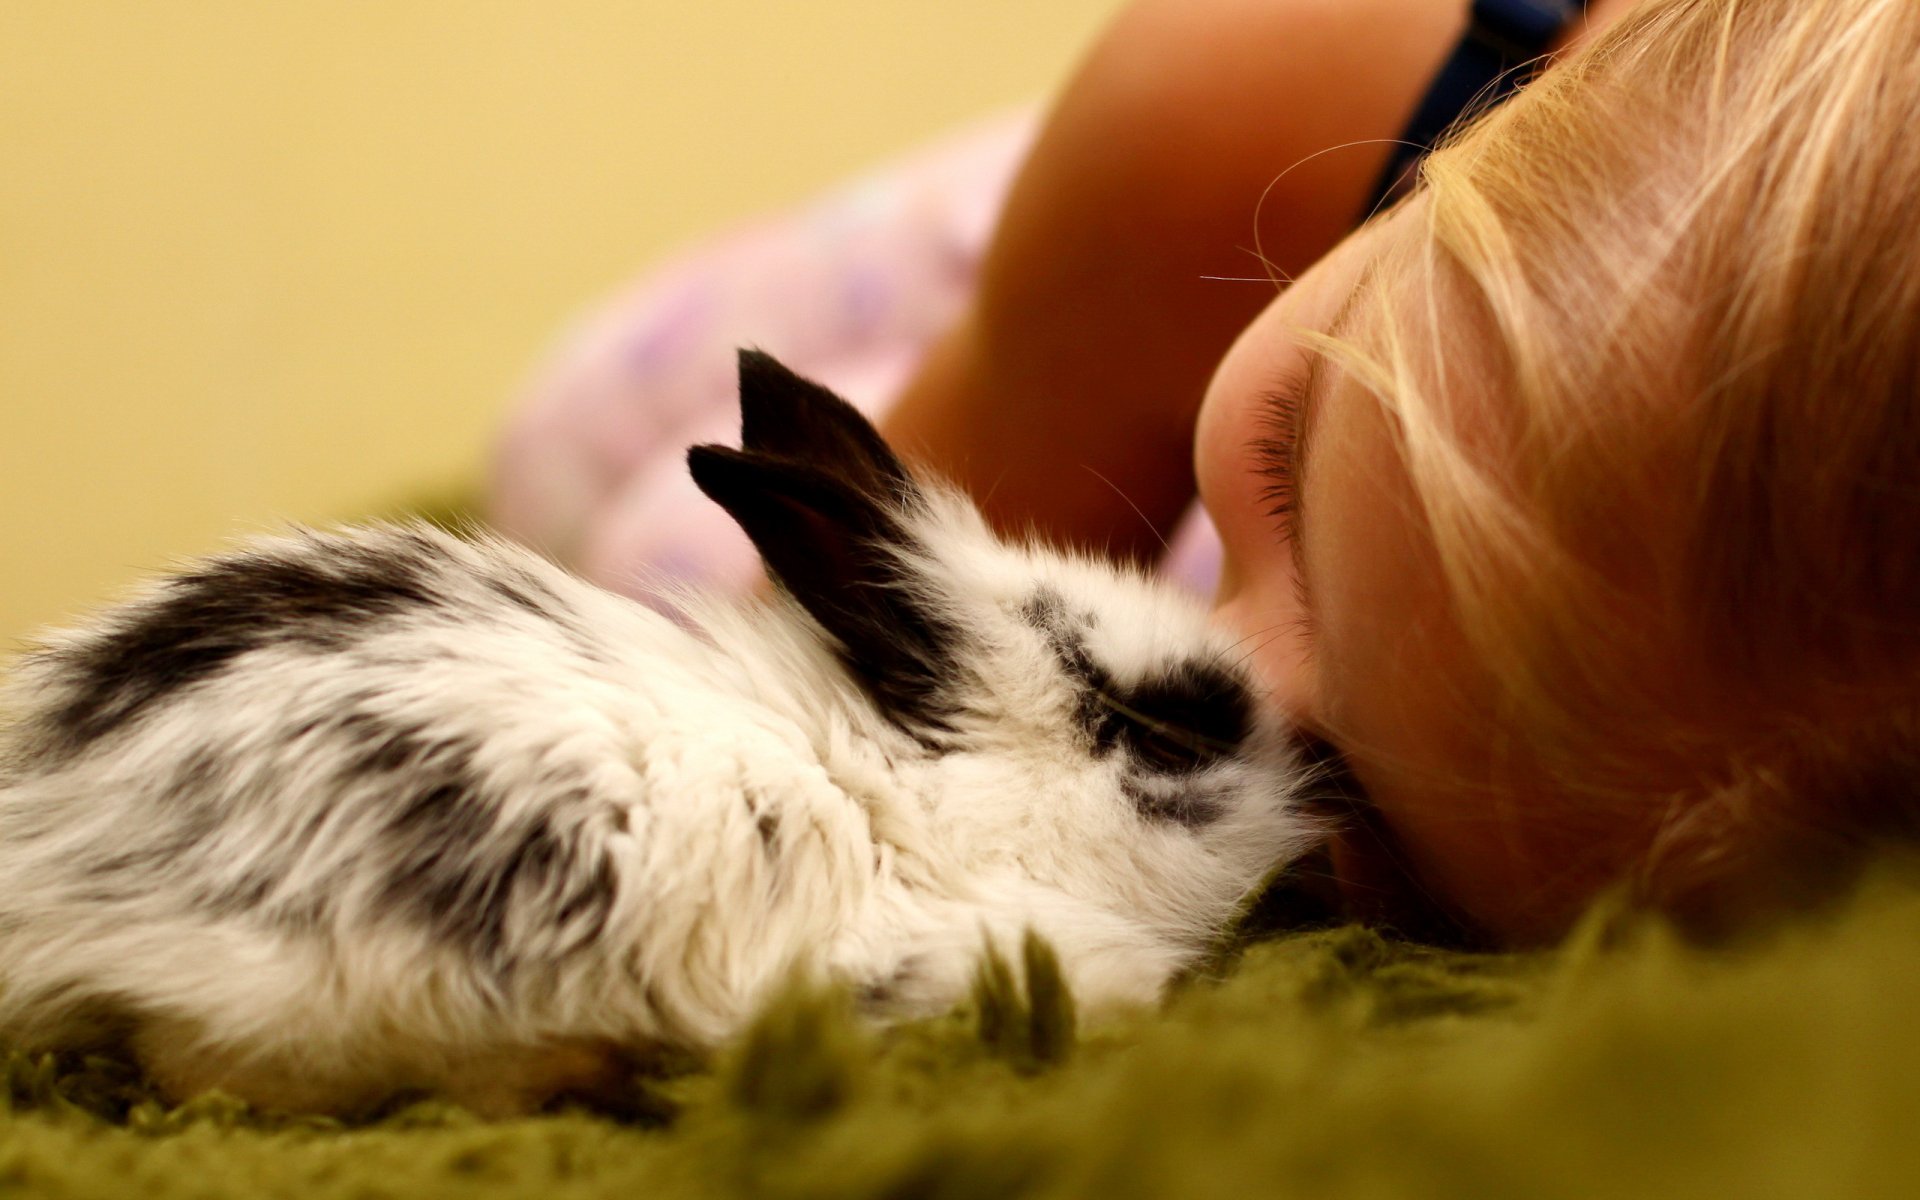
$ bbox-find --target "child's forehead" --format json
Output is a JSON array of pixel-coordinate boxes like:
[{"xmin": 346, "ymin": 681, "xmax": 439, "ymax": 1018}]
[
  {"xmin": 1255, "ymin": 198, "xmax": 1437, "ymax": 375},
  {"xmin": 1318, "ymin": 204, "xmax": 1524, "ymax": 423},
  {"xmin": 1287, "ymin": 205, "xmax": 1408, "ymax": 319}
]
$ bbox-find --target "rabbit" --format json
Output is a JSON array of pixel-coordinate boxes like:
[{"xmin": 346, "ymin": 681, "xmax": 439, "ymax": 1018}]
[{"xmin": 0, "ymin": 351, "xmax": 1321, "ymax": 1116}]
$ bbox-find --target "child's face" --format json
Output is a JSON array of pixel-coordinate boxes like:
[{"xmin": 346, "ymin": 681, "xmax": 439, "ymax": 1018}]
[{"xmin": 1197, "ymin": 203, "xmax": 1646, "ymax": 945}]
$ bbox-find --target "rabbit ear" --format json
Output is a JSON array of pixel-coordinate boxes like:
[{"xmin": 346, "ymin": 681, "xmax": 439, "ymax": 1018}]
[
  {"xmin": 734, "ymin": 349, "xmax": 916, "ymax": 508},
  {"xmin": 688, "ymin": 437, "xmax": 962, "ymax": 744}
]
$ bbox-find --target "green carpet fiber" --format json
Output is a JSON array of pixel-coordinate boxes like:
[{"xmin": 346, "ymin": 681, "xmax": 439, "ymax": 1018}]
[{"xmin": 5, "ymin": 865, "xmax": 1920, "ymax": 1199}]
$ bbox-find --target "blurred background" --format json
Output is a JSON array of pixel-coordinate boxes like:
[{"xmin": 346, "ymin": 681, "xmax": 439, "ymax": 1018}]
[{"xmin": 0, "ymin": 1, "xmax": 1121, "ymax": 648}]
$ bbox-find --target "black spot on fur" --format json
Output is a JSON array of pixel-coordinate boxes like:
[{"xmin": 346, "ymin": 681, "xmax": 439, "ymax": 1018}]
[
  {"xmin": 485, "ymin": 569, "xmax": 560, "ymax": 618},
  {"xmin": 1109, "ymin": 665, "xmax": 1250, "ymax": 828},
  {"xmin": 378, "ymin": 772, "xmax": 512, "ymax": 958},
  {"xmin": 1019, "ymin": 591, "xmax": 1119, "ymax": 755},
  {"xmin": 1112, "ymin": 662, "xmax": 1252, "ymax": 776},
  {"xmin": 372, "ymin": 741, "xmax": 618, "ymax": 974},
  {"xmin": 340, "ymin": 715, "xmax": 443, "ymax": 778},
  {"xmin": 173, "ymin": 747, "xmax": 224, "ymax": 787},
  {"xmin": 196, "ymin": 867, "xmax": 281, "ymax": 914},
  {"xmin": 38, "ymin": 538, "xmax": 437, "ymax": 759},
  {"xmin": 742, "ymin": 789, "xmax": 778, "ymax": 853},
  {"xmin": 483, "ymin": 564, "xmax": 615, "ymax": 667},
  {"xmin": 1018, "ymin": 592, "xmax": 1090, "ymax": 670},
  {"xmin": 1122, "ymin": 777, "xmax": 1226, "ymax": 829},
  {"xmin": 1023, "ymin": 588, "xmax": 1252, "ymax": 825},
  {"xmin": 547, "ymin": 851, "xmax": 619, "ymax": 958},
  {"xmin": 84, "ymin": 829, "xmax": 204, "ymax": 885}
]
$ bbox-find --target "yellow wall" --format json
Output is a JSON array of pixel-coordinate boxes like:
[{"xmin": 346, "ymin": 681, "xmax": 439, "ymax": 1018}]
[{"xmin": 0, "ymin": 2, "xmax": 1119, "ymax": 648}]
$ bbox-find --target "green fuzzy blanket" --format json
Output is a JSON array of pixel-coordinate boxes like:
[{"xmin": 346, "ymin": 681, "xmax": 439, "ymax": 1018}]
[{"xmin": 5, "ymin": 867, "xmax": 1919, "ymax": 1200}]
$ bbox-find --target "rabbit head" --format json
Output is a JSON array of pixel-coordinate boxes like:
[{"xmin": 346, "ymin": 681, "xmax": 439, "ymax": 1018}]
[{"xmin": 689, "ymin": 352, "xmax": 1320, "ymax": 1005}]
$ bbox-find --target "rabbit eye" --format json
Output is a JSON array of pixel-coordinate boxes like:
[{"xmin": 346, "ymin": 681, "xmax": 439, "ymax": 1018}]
[
  {"xmin": 1104, "ymin": 662, "xmax": 1251, "ymax": 775},
  {"xmin": 1119, "ymin": 716, "xmax": 1217, "ymax": 774}
]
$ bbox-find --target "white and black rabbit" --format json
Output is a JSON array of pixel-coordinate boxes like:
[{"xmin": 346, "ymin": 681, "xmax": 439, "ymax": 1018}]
[{"xmin": 0, "ymin": 351, "xmax": 1319, "ymax": 1115}]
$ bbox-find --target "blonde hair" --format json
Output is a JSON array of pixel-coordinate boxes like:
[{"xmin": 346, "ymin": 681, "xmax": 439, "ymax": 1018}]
[{"xmin": 1340, "ymin": 0, "xmax": 1920, "ymax": 930}]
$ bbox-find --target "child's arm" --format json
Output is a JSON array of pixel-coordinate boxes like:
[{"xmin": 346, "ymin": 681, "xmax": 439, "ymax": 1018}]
[{"xmin": 884, "ymin": 0, "xmax": 1465, "ymax": 564}]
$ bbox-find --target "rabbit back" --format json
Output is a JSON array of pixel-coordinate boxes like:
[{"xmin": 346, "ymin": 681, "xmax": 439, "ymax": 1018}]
[{"xmin": 0, "ymin": 524, "xmax": 878, "ymax": 1107}]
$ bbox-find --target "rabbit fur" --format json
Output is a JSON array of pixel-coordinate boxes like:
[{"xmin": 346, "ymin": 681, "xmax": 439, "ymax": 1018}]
[{"xmin": 0, "ymin": 351, "xmax": 1320, "ymax": 1115}]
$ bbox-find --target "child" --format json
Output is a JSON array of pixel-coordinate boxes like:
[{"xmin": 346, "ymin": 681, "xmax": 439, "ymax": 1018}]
[{"xmin": 492, "ymin": 0, "xmax": 1920, "ymax": 945}]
